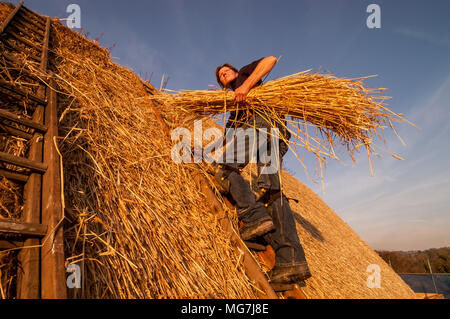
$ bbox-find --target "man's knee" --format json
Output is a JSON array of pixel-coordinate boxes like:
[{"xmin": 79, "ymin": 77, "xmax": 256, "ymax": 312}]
[
  {"xmin": 213, "ymin": 163, "xmax": 241, "ymax": 193},
  {"xmin": 257, "ymin": 188, "xmax": 283, "ymax": 209}
]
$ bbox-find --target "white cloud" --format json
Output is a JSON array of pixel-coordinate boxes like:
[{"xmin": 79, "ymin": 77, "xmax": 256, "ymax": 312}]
[{"xmin": 394, "ymin": 27, "xmax": 450, "ymax": 48}]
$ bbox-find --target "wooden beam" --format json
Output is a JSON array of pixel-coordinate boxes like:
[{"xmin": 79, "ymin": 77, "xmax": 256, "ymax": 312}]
[
  {"xmin": 0, "ymin": 0, "xmax": 23, "ymax": 35},
  {"xmin": 10, "ymin": 18, "xmax": 45, "ymax": 38},
  {"xmin": 1, "ymin": 65, "xmax": 48, "ymax": 83},
  {"xmin": 0, "ymin": 122, "xmax": 33, "ymax": 140},
  {"xmin": 20, "ymin": 6, "xmax": 46, "ymax": 26},
  {"xmin": 244, "ymin": 241, "xmax": 267, "ymax": 251},
  {"xmin": 15, "ymin": 10, "xmax": 45, "ymax": 33},
  {"xmin": 0, "ymin": 80, "xmax": 47, "ymax": 105},
  {"xmin": 16, "ymin": 12, "xmax": 51, "ymax": 296},
  {"xmin": 0, "ymin": 219, "xmax": 47, "ymax": 237},
  {"xmin": 0, "ymin": 108, "xmax": 47, "ymax": 132},
  {"xmin": 41, "ymin": 78, "xmax": 67, "ymax": 299},
  {"xmin": 148, "ymin": 100, "xmax": 170, "ymax": 137},
  {"xmin": 0, "ymin": 40, "xmax": 41, "ymax": 62},
  {"xmin": 0, "ymin": 151, "xmax": 47, "ymax": 173},
  {"xmin": 17, "ymin": 107, "xmax": 45, "ymax": 299},
  {"xmin": 40, "ymin": 17, "xmax": 50, "ymax": 72},
  {"xmin": 0, "ymin": 88, "xmax": 39, "ymax": 111},
  {"xmin": 193, "ymin": 172, "xmax": 278, "ymax": 299},
  {"xmin": 4, "ymin": 28, "xmax": 42, "ymax": 53},
  {"xmin": 283, "ymin": 285, "xmax": 307, "ymax": 299},
  {"xmin": 0, "ymin": 168, "xmax": 28, "ymax": 183}
]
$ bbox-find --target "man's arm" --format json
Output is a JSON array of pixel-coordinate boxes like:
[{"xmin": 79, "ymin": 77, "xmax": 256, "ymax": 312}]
[{"xmin": 233, "ymin": 56, "xmax": 278, "ymax": 103}]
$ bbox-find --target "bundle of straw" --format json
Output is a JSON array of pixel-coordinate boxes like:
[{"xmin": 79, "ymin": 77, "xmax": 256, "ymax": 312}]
[{"xmin": 155, "ymin": 71, "xmax": 408, "ymax": 176}]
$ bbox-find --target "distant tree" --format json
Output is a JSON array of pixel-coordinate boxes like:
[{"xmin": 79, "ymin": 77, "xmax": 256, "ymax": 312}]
[{"xmin": 376, "ymin": 247, "xmax": 450, "ymax": 274}]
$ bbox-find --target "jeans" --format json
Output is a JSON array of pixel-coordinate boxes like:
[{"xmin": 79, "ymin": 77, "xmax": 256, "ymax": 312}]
[{"xmin": 219, "ymin": 114, "xmax": 308, "ymax": 266}]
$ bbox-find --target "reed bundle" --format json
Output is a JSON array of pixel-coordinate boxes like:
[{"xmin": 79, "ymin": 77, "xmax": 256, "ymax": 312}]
[{"xmin": 154, "ymin": 71, "xmax": 408, "ymax": 178}]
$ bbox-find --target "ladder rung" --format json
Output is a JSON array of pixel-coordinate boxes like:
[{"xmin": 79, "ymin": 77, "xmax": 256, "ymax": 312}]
[
  {"xmin": 271, "ymin": 283, "xmax": 298, "ymax": 292},
  {"xmin": 0, "ymin": 39, "xmax": 41, "ymax": 62},
  {"xmin": 0, "ymin": 219, "xmax": 47, "ymax": 238},
  {"xmin": 0, "ymin": 239, "xmax": 24, "ymax": 250},
  {"xmin": 0, "ymin": 65, "xmax": 46, "ymax": 84},
  {"xmin": 20, "ymin": 6, "xmax": 46, "ymax": 24},
  {"xmin": 0, "ymin": 79, "xmax": 46, "ymax": 105},
  {"xmin": 0, "ymin": 108, "xmax": 47, "ymax": 132},
  {"xmin": 4, "ymin": 28, "xmax": 42, "ymax": 53},
  {"xmin": 18, "ymin": 7, "xmax": 46, "ymax": 30},
  {"xmin": 244, "ymin": 241, "xmax": 267, "ymax": 251},
  {"xmin": 0, "ymin": 167, "xmax": 29, "ymax": 183},
  {"xmin": 0, "ymin": 151, "xmax": 47, "ymax": 174},
  {"xmin": 0, "ymin": 92, "xmax": 37, "ymax": 112},
  {"xmin": 10, "ymin": 18, "xmax": 45, "ymax": 39},
  {"xmin": 0, "ymin": 52, "xmax": 48, "ymax": 83},
  {"xmin": 15, "ymin": 11, "xmax": 45, "ymax": 33},
  {"xmin": 0, "ymin": 122, "xmax": 33, "ymax": 140}
]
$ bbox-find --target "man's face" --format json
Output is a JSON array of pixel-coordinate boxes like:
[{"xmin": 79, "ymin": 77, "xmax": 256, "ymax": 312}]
[{"xmin": 218, "ymin": 67, "xmax": 238, "ymax": 87}]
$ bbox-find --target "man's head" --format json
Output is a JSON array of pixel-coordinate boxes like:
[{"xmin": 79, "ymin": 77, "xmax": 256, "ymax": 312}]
[{"xmin": 215, "ymin": 63, "xmax": 238, "ymax": 89}]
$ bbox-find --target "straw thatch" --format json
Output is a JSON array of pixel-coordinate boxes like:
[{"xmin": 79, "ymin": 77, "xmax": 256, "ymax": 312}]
[
  {"xmin": 0, "ymin": 2, "xmax": 417, "ymax": 299},
  {"xmin": 48, "ymin": 15, "xmax": 265, "ymax": 299}
]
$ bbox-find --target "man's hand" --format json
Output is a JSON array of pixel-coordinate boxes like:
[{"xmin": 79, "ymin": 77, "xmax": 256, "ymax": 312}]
[
  {"xmin": 233, "ymin": 84, "xmax": 250, "ymax": 103},
  {"xmin": 232, "ymin": 56, "xmax": 278, "ymax": 104}
]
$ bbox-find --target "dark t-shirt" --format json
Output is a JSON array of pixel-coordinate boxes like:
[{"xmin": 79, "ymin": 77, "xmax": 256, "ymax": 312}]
[{"xmin": 226, "ymin": 58, "xmax": 264, "ymax": 128}]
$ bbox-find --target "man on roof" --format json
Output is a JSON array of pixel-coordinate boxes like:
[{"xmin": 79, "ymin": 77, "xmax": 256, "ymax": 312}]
[{"xmin": 214, "ymin": 56, "xmax": 312, "ymax": 285}]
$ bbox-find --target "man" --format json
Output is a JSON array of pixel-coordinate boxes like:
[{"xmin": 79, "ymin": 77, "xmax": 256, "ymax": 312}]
[{"xmin": 214, "ymin": 57, "xmax": 311, "ymax": 284}]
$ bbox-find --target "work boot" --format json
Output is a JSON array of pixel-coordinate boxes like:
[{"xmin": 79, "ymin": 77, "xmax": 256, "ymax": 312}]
[
  {"xmin": 239, "ymin": 214, "xmax": 275, "ymax": 241},
  {"xmin": 268, "ymin": 263, "xmax": 312, "ymax": 284}
]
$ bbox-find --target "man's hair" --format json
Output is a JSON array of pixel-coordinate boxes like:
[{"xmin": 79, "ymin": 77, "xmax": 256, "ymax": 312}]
[{"xmin": 215, "ymin": 63, "xmax": 238, "ymax": 88}]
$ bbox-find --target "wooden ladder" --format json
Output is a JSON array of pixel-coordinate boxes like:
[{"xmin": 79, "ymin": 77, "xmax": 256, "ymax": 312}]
[
  {"xmin": 143, "ymin": 82, "xmax": 306, "ymax": 299},
  {"xmin": 0, "ymin": 1, "xmax": 66, "ymax": 299}
]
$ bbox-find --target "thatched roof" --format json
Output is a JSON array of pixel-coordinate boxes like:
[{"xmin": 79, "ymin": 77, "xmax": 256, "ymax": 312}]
[
  {"xmin": 0, "ymin": 2, "xmax": 416, "ymax": 299},
  {"xmin": 274, "ymin": 171, "xmax": 416, "ymax": 298}
]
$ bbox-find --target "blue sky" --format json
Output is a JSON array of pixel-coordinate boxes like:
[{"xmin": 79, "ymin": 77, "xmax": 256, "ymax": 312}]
[{"xmin": 20, "ymin": 0, "xmax": 450, "ymax": 251}]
